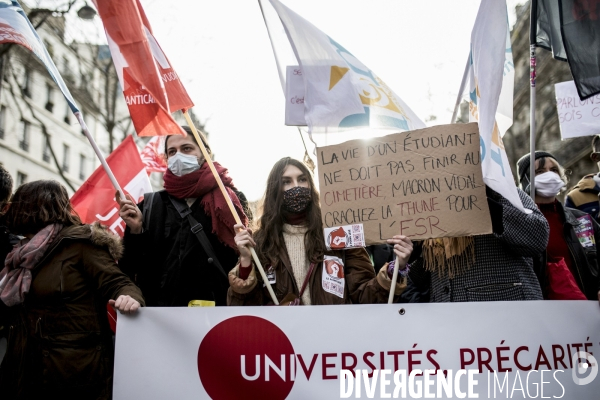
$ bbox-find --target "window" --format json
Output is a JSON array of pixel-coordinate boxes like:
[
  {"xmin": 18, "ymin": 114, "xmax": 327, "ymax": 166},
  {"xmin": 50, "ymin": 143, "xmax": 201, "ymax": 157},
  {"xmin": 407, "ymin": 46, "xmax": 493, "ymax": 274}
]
[
  {"xmin": 45, "ymin": 84, "xmax": 54, "ymax": 113},
  {"xmin": 16, "ymin": 171, "xmax": 27, "ymax": 187},
  {"xmin": 64, "ymin": 103, "xmax": 70, "ymax": 125},
  {"xmin": 42, "ymin": 135, "xmax": 51, "ymax": 163},
  {"xmin": 62, "ymin": 144, "xmax": 70, "ymax": 172},
  {"xmin": 18, "ymin": 120, "xmax": 30, "ymax": 152},
  {"xmin": 79, "ymin": 154, "xmax": 86, "ymax": 180},
  {"xmin": 44, "ymin": 40, "xmax": 54, "ymax": 58},
  {"xmin": 22, "ymin": 68, "xmax": 31, "ymax": 98},
  {"xmin": 0, "ymin": 106, "xmax": 5, "ymax": 140}
]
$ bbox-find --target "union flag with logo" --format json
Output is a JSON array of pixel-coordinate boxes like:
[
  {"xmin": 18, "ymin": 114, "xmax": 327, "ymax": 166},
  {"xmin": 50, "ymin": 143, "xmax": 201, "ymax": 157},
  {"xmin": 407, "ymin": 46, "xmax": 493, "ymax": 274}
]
[{"xmin": 93, "ymin": 0, "xmax": 193, "ymax": 136}]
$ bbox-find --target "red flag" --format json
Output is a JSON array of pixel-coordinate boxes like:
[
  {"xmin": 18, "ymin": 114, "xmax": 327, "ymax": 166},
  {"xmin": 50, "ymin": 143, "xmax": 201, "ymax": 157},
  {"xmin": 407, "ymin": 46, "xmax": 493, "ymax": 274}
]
[
  {"xmin": 140, "ymin": 136, "xmax": 167, "ymax": 175},
  {"xmin": 93, "ymin": 0, "xmax": 194, "ymax": 136},
  {"xmin": 71, "ymin": 136, "xmax": 152, "ymax": 237}
]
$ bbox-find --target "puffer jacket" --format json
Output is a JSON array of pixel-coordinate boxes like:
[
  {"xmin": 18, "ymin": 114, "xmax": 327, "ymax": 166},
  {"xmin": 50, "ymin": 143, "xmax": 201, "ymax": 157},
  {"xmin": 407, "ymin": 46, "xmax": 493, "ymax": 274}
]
[
  {"xmin": 228, "ymin": 247, "xmax": 406, "ymax": 305},
  {"xmin": 0, "ymin": 223, "xmax": 144, "ymax": 400}
]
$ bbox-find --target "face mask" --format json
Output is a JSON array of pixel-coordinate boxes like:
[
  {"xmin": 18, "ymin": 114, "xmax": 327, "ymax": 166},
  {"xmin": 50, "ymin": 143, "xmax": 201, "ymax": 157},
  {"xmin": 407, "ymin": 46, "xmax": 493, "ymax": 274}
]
[
  {"xmin": 535, "ymin": 171, "xmax": 565, "ymax": 198},
  {"xmin": 283, "ymin": 186, "xmax": 311, "ymax": 213},
  {"xmin": 167, "ymin": 152, "xmax": 200, "ymax": 177}
]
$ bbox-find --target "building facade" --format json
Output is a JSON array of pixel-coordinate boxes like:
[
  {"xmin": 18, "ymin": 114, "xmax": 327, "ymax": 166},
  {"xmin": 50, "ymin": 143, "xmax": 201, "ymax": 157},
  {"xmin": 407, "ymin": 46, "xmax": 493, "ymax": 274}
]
[
  {"xmin": 504, "ymin": 1, "xmax": 597, "ymax": 194},
  {"xmin": 0, "ymin": 9, "xmax": 132, "ymax": 195}
]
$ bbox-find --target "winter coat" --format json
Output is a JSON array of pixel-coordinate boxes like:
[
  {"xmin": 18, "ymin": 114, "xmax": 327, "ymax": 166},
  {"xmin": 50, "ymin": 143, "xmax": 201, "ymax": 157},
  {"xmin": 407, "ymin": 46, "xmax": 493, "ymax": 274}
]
[
  {"xmin": 409, "ymin": 188, "xmax": 548, "ymax": 302},
  {"xmin": 119, "ymin": 190, "xmax": 245, "ymax": 306},
  {"xmin": 534, "ymin": 202, "xmax": 600, "ymax": 300},
  {"xmin": 0, "ymin": 223, "xmax": 144, "ymax": 400},
  {"xmin": 565, "ymin": 174, "xmax": 600, "ymax": 223},
  {"xmin": 228, "ymin": 247, "xmax": 405, "ymax": 305}
]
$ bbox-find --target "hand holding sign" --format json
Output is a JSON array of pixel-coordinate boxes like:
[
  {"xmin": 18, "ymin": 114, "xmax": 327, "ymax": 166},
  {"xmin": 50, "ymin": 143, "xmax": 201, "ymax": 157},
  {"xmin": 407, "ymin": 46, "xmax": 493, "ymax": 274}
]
[
  {"xmin": 234, "ymin": 223, "xmax": 255, "ymax": 266},
  {"xmin": 387, "ymin": 235, "xmax": 413, "ymax": 269}
]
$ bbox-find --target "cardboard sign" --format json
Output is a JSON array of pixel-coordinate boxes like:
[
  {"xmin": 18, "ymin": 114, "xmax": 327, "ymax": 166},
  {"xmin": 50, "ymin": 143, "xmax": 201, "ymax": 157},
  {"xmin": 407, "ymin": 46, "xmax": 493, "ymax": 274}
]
[
  {"xmin": 317, "ymin": 123, "xmax": 492, "ymax": 245},
  {"xmin": 555, "ymin": 80, "xmax": 600, "ymax": 139}
]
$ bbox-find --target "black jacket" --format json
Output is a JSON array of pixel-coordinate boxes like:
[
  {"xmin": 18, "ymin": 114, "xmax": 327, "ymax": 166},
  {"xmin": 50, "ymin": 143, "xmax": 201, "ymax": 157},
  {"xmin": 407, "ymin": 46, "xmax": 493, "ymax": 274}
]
[
  {"xmin": 119, "ymin": 190, "xmax": 245, "ymax": 306},
  {"xmin": 534, "ymin": 201, "xmax": 600, "ymax": 300}
]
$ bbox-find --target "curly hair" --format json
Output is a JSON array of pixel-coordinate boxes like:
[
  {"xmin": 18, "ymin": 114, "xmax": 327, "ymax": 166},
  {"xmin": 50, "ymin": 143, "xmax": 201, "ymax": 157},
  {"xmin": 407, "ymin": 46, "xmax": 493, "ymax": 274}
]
[
  {"xmin": 0, "ymin": 164, "xmax": 12, "ymax": 209},
  {"xmin": 4, "ymin": 180, "xmax": 82, "ymax": 235},
  {"xmin": 254, "ymin": 157, "xmax": 326, "ymax": 266}
]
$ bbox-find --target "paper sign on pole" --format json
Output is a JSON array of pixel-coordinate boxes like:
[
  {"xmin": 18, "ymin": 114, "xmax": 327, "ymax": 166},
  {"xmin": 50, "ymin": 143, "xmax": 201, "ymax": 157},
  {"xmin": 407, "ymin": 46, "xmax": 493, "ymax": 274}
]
[
  {"xmin": 284, "ymin": 66, "xmax": 306, "ymax": 126},
  {"xmin": 317, "ymin": 123, "xmax": 492, "ymax": 246},
  {"xmin": 555, "ymin": 80, "xmax": 600, "ymax": 139}
]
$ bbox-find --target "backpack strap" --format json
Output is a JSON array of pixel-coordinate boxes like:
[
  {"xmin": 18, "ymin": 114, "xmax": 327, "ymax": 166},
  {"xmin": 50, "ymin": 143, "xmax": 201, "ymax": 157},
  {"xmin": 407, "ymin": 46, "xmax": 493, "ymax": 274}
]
[
  {"xmin": 142, "ymin": 192, "xmax": 157, "ymax": 232},
  {"xmin": 167, "ymin": 195, "xmax": 228, "ymax": 279}
]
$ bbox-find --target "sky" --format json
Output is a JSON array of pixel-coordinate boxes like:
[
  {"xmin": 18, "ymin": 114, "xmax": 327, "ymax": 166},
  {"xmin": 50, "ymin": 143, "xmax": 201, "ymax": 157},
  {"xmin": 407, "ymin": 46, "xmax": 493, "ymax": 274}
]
[{"xmin": 32, "ymin": 0, "xmax": 525, "ymax": 201}]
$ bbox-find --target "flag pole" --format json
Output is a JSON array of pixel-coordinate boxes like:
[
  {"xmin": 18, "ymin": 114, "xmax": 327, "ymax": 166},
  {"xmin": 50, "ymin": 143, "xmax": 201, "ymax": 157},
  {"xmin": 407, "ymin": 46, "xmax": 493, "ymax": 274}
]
[
  {"xmin": 529, "ymin": 0, "xmax": 538, "ymax": 197},
  {"xmin": 182, "ymin": 110, "xmax": 279, "ymax": 305},
  {"xmin": 387, "ymin": 255, "xmax": 400, "ymax": 304},
  {"xmin": 74, "ymin": 112, "xmax": 125, "ymax": 199},
  {"xmin": 450, "ymin": 55, "xmax": 471, "ymax": 123}
]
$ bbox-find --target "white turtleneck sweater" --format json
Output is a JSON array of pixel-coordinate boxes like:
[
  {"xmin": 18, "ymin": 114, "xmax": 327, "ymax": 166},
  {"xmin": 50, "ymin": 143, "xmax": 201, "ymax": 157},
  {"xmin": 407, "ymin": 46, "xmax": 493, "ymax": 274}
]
[{"xmin": 282, "ymin": 223, "xmax": 311, "ymax": 305}]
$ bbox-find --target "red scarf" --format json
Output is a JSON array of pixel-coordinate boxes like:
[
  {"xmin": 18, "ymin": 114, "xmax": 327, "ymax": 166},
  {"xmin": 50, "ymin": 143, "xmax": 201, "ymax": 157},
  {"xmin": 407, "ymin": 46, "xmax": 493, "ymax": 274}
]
[{"xmin": 163, "ymin": 162, "xmax": 248, "ymax": 250}]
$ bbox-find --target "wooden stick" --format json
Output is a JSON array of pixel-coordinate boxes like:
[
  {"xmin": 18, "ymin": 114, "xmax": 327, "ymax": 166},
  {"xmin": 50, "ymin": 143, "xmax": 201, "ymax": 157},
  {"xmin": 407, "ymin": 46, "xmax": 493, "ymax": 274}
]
[
  {"xmin": 182, "ymin": 111, "xmax": 279, "ymax": 305},
  {"xmin": 387, "ymin": 255, "xmax": 400, "ymax": 304}
]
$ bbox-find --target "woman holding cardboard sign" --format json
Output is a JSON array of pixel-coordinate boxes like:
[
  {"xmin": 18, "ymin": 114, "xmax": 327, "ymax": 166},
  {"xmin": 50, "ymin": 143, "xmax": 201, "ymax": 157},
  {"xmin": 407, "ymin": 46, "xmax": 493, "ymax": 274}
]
[
  {"xmin": 517, "ymin": 151, "xmax": 600, "ymax": 301},
  {"xmin": 228, "ymin": 157, "xmax": 412, "ymax": 305}
]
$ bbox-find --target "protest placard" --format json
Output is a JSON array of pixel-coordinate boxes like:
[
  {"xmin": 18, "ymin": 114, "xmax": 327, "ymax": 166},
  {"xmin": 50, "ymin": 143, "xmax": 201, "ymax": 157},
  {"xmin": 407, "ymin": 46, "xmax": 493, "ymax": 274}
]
[
  {"xmin": 317, "ymin": 123, "xmax": 492, "ymax": 246},
  {"xmin": 555, "ymin": 80, "xmax": 600, "ymax": 139}
]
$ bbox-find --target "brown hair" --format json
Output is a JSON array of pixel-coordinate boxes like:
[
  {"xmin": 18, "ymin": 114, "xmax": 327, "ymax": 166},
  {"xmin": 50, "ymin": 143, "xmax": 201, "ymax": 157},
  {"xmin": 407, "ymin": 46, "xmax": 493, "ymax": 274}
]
[
  {"xmin": 254, "ymin": 157, "xmax": 325, "ymax": 266},
  {"xmin": 164, "ymin": 126, "xmax": 211, "ymax": 158},
  {"xmin": 4, "ymin": 180, "xmax": 82, "ymax": 235}
]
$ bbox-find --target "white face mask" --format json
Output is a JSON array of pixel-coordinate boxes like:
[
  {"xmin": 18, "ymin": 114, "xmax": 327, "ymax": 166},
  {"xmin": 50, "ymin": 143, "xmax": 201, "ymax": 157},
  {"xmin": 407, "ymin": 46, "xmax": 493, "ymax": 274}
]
[
  {"xmin": 167, "ymin": 152, "xmax": 200, "ymax": 177},
  {"xmin": 535, "ymin": 171, "xmax": 565, "ymax": 198}
]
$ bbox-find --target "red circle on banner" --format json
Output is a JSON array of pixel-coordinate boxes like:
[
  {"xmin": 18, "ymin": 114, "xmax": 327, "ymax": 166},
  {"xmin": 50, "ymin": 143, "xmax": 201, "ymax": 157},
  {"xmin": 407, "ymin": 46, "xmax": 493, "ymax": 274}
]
[{"xmin": 198, "ymin": 316, "xmax": 295, "ymax": 400}]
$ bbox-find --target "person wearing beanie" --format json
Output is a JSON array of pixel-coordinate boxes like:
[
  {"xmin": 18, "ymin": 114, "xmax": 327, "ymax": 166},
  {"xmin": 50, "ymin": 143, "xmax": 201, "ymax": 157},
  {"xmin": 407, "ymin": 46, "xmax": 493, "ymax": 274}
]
[
  {"xmin": 517, "ymin": 150, "xmax": 600, "ymax": 301},
  {"xmin": 564, "ymin": 135, "xmax": 600, "ymax": 223},
  {"xmin": 228, "ymin": 157, "xmax": 410, "ymax": 305},
  {"xmin": 116, "ymin": 126, "xmax": 252, "ymax": 307}
]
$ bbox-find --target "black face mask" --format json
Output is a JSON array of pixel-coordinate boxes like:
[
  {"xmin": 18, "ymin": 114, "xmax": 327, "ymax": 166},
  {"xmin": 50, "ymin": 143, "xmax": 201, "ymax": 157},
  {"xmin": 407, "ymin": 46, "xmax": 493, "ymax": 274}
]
[{"xmin": 282, "ymin": 186, "xmax": 312, "ymax": 213}]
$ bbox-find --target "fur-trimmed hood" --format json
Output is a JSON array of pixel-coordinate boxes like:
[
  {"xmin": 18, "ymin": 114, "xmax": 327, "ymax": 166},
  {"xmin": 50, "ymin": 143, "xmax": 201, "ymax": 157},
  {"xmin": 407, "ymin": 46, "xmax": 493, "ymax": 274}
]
[{"xmin": 56, "ymin": 222, "xmax": 124, "ymax": 260}]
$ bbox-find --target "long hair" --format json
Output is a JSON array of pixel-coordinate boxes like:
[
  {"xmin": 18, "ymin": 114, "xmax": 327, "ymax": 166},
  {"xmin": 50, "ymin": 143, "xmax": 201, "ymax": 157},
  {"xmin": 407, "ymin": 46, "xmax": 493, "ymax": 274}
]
[
  {"xmin": 4, "ymin": 180, "xmax": 82, "ymax": 235},
  {"xmin": 254, "ymin": 157, "xmax": 325, "ymax": 266}
]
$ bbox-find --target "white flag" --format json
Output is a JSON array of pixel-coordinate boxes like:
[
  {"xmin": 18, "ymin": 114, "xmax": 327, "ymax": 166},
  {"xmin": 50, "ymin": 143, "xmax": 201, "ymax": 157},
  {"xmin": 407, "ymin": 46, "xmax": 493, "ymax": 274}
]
[
  {"xmin": 268, "ymin": 0, "xmax": 425, "ymax": 137},
  {"xmin": 468, "ymin": 0, "xmax": 530, "ymax": 213}
]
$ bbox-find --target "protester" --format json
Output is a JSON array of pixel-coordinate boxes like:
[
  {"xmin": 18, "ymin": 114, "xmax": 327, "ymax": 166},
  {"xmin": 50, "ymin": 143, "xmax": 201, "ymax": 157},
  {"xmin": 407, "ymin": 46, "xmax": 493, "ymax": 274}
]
[
  {"xmin": 228, "ymin": 157, "xmax": 411, "ymax": 305},
  {"xmin": 0, "ymin": 165, "xmax": 17, "ymax": 364},
  {"xmin": 118, "ymin": 126, "xmax": 251, "ymax": 306},
  {"xmin": 517, "ymin": 151, "xmax": 600, "ymax": 301},
  {"xmin": 0, "ymin": 180, "xmax": 143, "ymax": 399},
  {"xmin": 408, "ymin": 184, "xmax": 549, "ymax": 302},
  {"xmin": 565, "ymin": 135, "xmax": 600, "ymax": 222},
  {"xmin": 0, "ymin": 165, "xmax": 17, "ymax": 267}
]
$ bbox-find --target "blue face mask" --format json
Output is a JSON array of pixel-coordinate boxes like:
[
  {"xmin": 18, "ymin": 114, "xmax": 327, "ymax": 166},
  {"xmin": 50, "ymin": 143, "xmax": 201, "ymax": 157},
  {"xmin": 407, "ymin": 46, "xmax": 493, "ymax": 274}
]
[{"xmin": 167, "ymin": 152, "xmax": 200, "ymax": 176}]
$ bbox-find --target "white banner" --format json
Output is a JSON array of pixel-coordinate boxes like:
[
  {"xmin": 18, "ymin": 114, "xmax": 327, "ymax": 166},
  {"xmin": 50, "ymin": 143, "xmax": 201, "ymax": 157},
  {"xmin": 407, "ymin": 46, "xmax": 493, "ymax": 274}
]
[
  {"xmin": 555, "ymin": 80, "xmax": 600, "ymax": 139},
  {"xmin": 269, "ymin": 0, "xmax": 425, "ymax": 135},
  {"xmin": 468, "ymin": 0, "xmax": 529, "ymax": 214},
  {"xmin": 114, "ymin": 302, "xmax": 600, "ymax": 399}
]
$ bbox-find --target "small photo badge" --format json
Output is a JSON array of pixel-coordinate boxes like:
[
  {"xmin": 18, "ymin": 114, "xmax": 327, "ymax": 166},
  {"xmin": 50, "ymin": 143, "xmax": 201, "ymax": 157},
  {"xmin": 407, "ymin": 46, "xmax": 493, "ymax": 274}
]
[
  {"xmin": 574, "ymin": 215, "xmax": 596, "ymax": 248},
  {"xmin": 263, "ymin": 265, "xmax": 276, "ymax": 287},
  {"xmin": 322, "ymin": 255, "xmax": 345, "ymax": 298},
  {"xmin": 324, "ymin": 224, "xmax": 365, "ymax": 250}
]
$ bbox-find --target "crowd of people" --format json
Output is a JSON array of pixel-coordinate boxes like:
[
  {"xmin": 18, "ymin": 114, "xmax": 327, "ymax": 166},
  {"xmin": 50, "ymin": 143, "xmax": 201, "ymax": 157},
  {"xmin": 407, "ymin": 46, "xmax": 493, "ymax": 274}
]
[{"xmin": 0, "ymin": 126, "xmax": 598, "ymax": 398}]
